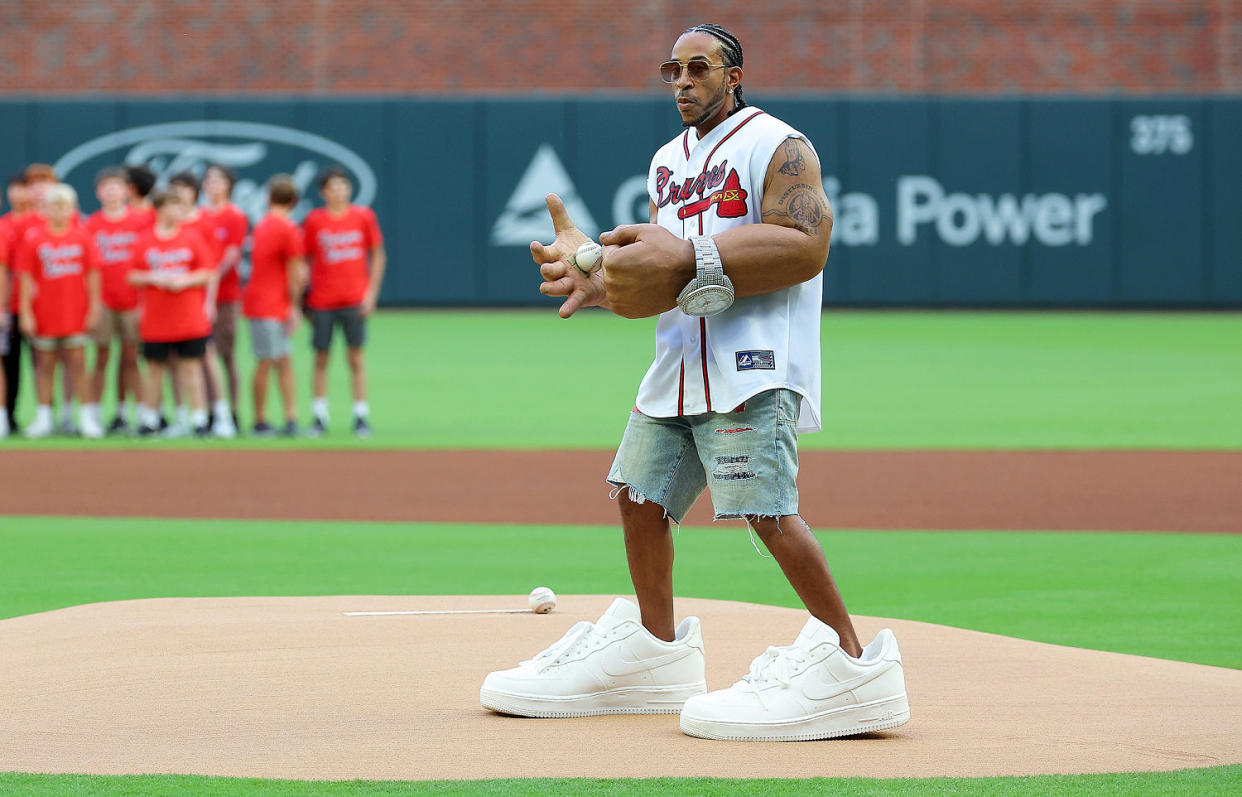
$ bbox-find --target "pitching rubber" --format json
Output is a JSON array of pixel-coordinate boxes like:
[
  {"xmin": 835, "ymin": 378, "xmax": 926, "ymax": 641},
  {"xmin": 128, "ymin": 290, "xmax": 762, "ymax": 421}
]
[{"xmin": 480, "ymin": 682, "xmax": 706, "ymax": 718}]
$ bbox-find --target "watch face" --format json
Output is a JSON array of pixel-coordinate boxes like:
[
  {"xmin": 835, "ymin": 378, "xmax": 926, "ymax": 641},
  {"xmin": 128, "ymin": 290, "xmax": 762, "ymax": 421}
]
[{"xmin": 682, "ymin": 285, "xmax": 733, "ymax": 317}]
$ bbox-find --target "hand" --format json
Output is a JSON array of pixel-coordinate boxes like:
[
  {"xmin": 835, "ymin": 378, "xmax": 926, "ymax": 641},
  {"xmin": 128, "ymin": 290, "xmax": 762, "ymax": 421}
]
[
  {"xmin": 597, "ymin": 224, "xmax": 695, "ymax": 319},
  {"xmin": 360, "ymin": 294, "xmax": 377, "ymax": 317},
  {"xmin": 204, "ymin": 299, "xmax": 217, "ymax": 323},
  {"xmin": 531, "ymin": 194, "xmax": 606, "ymax": 319},
  {"xmin": 285, "ymin": 308, "xmax": 302, "ymax": 336},
  {"xmin": 84, "ymin": 304, "xmax": 100, "ymax": 333},
  {"xmin": 19, "ymin": 311, "xmax": 35, "ymax": 338}
]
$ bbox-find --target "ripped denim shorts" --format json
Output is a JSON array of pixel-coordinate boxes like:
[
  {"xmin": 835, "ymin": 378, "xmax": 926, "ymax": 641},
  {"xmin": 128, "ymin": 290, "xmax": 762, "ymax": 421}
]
[{"xmin": 606, "ymin": 388, "xmax": 801, "ymax": 524}]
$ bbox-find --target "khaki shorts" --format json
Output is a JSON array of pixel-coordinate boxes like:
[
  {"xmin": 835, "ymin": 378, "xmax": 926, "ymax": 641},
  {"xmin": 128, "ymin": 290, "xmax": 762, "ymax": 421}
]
[
  {"xmin": 91, "ymin": 307, "xmax": 140, "ymax": 346},
  {"xmin": 31, "ymin": 334, "xmax": 90, "ymax": 351}
]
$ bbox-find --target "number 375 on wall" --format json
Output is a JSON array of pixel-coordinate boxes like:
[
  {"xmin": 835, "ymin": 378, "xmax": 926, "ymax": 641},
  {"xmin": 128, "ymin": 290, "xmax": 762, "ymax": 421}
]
[{"xmin": 1130, "ymin": 114, "xmax": 1194, "ymax": 155}]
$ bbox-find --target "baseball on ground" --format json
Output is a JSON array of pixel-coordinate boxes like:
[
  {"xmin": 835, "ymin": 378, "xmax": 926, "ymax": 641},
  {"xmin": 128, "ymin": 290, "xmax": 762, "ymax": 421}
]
[{"xmin": 528, "ymin": 586, "xmax": 557, "ymax": 614}]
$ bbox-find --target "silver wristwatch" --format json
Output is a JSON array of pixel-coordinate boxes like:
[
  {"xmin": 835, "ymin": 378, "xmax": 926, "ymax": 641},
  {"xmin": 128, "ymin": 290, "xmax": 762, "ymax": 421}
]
[{"xmin": 676, "ymin": 236, "xmax": 735, "ymax": 317}]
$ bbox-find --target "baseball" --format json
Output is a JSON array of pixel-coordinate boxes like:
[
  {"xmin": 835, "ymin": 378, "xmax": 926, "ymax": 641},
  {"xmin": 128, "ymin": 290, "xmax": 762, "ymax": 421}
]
[
  {"xmin": 528, "ymin": 586, "xmax": 557, "ymax": 614},
  {"xmin": 572, "ymin": 241, "xmax": 603, "ymax": 274}
]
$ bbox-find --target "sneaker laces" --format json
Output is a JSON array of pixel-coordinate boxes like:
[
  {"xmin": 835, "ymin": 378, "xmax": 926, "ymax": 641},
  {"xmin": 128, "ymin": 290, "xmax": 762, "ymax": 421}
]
[
  {"xmin": 736, "ymin": 644, "xmax": 809, "ymax": 695},
  {"xmin": 522, "ymin": 621, "xmax": 600, "ymax": 672}
]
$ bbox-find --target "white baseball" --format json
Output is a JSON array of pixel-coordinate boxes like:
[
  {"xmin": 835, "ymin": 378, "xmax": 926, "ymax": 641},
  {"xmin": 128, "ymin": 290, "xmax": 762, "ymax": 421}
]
[
  {"xmin": 572, "ymin": 241, "xmax": 603, "ymax": 274},
  {"xmin": 528, "ymin": 586, "xmax": 557, "ymax": 614}
]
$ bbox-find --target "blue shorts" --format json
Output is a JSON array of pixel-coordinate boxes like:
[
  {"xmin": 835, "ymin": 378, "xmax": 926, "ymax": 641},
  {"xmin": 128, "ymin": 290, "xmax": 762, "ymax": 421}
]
[{"xmin": 607, "ymin": 388, "xmax": 802, "ymax": 524}]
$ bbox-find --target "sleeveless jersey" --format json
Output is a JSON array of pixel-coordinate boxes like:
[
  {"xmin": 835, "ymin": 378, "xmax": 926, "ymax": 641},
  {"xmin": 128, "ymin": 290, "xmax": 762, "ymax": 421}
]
[{"xmin": 636, "ymin": 107, "xmax": 824, "ymax": 433}]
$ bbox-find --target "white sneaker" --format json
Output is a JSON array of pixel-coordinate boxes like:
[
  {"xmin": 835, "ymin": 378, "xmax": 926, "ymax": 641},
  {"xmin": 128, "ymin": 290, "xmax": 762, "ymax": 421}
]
[
  {"xmin": 24, "ymin": 413, "xmax": 54, "ymax": 439},
  {"xmin": 161, "ymin": 421, "xmax": 190, "ymax": 439},
  {"xmin": 79, "ymin": 410, "xmax": 104, "ymax": 439},
  {"xmin": 679, "ymin": 616, "xmax": 909, "ymax": 741},
  {"xmin": 480, "ymin": 597, "xmax": 706, "ymax": 718},
  {"xmin": 211, "ymin": 414, "xmax": 237, "ymax": 439}
]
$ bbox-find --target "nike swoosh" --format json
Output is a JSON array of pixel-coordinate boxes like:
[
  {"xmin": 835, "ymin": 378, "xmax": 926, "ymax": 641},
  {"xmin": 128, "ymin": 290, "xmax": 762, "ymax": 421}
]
[
  {"xmin": 801, "ymin": 662, "xmax": 896, "ymax": 702},
  {"xmin": 600, "ymin": 647, "xmax": 697, "ymax": 678}
]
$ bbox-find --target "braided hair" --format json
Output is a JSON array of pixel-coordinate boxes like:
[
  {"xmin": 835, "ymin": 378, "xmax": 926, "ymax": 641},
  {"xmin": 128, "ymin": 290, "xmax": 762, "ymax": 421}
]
[{"xmin": 682, "ymin": 23, "xmax": 747, "ymax": 112}]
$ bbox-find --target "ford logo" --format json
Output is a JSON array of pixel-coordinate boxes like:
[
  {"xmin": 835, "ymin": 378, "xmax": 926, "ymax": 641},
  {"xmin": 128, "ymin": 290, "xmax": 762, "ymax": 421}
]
[{"xmin": 53, "ymin": 120, "xmax": 378, "ymax": 224}]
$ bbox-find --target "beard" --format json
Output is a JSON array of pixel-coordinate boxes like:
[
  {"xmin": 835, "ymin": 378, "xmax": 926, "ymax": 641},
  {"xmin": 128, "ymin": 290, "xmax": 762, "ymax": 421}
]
[{"xmin": 681, "ymin": 81, "xmax": 729, "ymax": 128}]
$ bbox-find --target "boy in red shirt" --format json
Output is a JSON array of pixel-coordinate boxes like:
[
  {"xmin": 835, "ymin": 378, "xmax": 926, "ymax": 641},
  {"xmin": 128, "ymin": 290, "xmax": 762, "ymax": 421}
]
[
  {"xmin": 128, "ymin": 189, "xmax": 215, "ymax": 438},
  {"xmin": 125, "ymin": 165, "xmax": 157, "ymax": 230},
  {"xmin": 83, "ymin": 166, "xmax": 147, "ymax": 435},
  {"xmin": 15, "ymin": 184, "xmax": 102, "ymax": 439},
  {"xmin": 302, "ymin": 166, "xmax": 386, "ymax": 437},
  {"xmin": 168, "ymin": 171, "xmax": 236, "ymax": 438},
  {"xmin": 201, "ymin": 164, "xmax": 249, "ymax": 427},
  {"xmin": 244, "ymin": 175, "xmax": 306, "ymax": 436}
]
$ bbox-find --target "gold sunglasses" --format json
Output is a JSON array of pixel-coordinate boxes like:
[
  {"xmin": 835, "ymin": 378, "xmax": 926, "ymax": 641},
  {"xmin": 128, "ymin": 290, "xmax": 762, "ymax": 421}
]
[{"xmin": 659, "ymin": 59, "xmax": 729, "ymax": 83}]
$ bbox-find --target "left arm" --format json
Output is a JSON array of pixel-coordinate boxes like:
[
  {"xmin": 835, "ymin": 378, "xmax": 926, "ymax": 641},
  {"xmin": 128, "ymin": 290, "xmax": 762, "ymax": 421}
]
[
  {"xmin": 361, "ymin": 245, "xmax": 386, "ymax": 316},
  {"xmin": 598, "ymin": 137, "xmax": 833, "ymax": 319},
  {"xmin": 85, "ymin": 269, "xmax": 102, "ymax": 331}
]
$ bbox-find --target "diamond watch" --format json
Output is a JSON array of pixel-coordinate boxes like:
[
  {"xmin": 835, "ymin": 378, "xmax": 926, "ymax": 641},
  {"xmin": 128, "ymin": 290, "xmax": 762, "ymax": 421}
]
[{"xmin": 676, "ymin": 235, "xmax": 735, "ymax": 317}]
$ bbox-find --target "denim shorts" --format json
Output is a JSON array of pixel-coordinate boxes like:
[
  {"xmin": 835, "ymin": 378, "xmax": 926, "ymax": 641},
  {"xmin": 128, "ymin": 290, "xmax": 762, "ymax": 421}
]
[{"xmin": 607, "ymin": 388, "xmax": 802, "ymax": 523}]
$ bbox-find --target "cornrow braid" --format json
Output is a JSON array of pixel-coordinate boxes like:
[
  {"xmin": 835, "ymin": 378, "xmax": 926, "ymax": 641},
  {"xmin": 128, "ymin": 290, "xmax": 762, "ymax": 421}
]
[{"xmin": 683, "ymin": 23, "xmax": 748, "ymax": 111}]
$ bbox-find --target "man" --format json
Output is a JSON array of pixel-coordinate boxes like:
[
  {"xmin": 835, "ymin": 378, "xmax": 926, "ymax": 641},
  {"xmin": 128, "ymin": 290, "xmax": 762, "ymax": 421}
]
[
  {"xmin": 0, "ymin": 172, "xmax": 31, "ymax": 433},
  {"xmin": 127, "ymin": 189, "xmax": 214, "ymax": 438},
  {"xmin": 83, "ymin": 167, "xmax": 146, "ymax": 434},
  {"xmin": 243, "ymin": 175, "xmax": 305, "ymax": 437},
  {"xmin": 168, "ymin": 171, "xmax": 236, "ymax": 439},
  {"xmin": 301, "ymin": 165, "xmax": 385, "ymax": 438},
  {"xmin": 482, "ymin": 24, "xmax": 910, "ymax": 742},
  {"xmin": 15, "ymin": 184, "xmax": 102, "ymax": 439},
  {"xmin": 201, "ymin": 163, "xmax": 249, "ymax": 426}
]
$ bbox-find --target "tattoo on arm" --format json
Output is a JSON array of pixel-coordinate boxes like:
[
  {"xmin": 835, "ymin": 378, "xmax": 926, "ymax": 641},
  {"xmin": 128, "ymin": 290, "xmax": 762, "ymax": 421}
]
[
  {"xmin": 777, "ymin": 140, "xmax": 806, "ymax": 176},
  {"xmin": 765, "ymin": 184, "xmax": 830, "ymax": 236}
]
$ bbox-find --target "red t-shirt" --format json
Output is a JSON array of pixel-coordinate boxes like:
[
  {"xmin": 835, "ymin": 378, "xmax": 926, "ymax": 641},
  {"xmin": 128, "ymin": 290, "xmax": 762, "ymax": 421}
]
[
  {"xmin": 130, "ymin": 227, "xmax": 214, "ymax": 343},
  {"xmin": 202, "ymin": 203, "xmax": 249, "ymax": 304},
  {"xmin": 83, "ymin": 208, "xmax": 147, "ymax": 311},
  {"xmin": 2, "ymin": 210, "xmax": 37, "ymax": 312},
  {"xmin": 129, "ymin": 205, "xmax": 157, "ymax": 230},
  {"xmin": 244, "ymin": 213, "xmax": 304, "ymax": 321},
  {"xmin": 302, "ymin": 205, "xmax": 382, "ymax": 310},
  {"xmin": 14, "ymin": 225, "xmax": 99, "ymax": 338}
]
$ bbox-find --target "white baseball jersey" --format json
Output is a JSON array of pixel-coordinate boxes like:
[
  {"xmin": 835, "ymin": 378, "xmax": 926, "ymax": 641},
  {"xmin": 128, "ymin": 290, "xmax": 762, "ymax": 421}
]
[{"xmin": 635, "ymin": 107, "xmax": 824, "ymax": 433}]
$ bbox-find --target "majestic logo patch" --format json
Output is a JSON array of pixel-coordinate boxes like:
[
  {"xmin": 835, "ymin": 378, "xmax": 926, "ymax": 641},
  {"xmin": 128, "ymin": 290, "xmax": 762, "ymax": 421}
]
[{"xmin": 735, "ymin": 350, "xmax": 775, "ymax": 371}]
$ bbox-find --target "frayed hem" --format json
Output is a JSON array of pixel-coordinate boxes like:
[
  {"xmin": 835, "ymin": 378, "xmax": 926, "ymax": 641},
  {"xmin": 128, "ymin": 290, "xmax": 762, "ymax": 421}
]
[{"xmin": 606, "ymin": 480, "xmax": 682, "ymax": 529}]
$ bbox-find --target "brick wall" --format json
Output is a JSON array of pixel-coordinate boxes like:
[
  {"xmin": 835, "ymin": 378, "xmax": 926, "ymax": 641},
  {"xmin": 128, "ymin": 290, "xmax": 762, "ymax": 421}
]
[{"xmin": 2, "ymin": 0, "xmax": 1240, "ymax": 94}]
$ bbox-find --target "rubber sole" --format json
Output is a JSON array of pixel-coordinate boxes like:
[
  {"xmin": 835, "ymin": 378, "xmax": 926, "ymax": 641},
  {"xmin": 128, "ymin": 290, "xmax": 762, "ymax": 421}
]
[
  {"xmin": 480, "ymin": 682, "xmax": 706, "ymax": 718},
  {"xmin": 679, "ymin": 693, "xmax": 910, "ymax": 741}
]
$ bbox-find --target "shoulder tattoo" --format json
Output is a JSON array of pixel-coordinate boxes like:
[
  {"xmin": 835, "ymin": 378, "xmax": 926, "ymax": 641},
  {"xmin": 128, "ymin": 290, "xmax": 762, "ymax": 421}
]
[{"xmin": 777, "ymin": 139, "xmax": 807, "ymax": 176}]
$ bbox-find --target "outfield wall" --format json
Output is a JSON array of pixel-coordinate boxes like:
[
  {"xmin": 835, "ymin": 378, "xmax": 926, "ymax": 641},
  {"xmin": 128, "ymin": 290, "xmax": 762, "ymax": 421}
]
[{"xmin": 3, "ymin": 96, "xmax": 1239, "ymax": 307}]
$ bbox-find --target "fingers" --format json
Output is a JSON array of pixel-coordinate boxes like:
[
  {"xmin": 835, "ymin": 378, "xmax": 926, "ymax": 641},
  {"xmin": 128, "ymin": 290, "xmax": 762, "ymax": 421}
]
[
  {"xmin": 558, "ymin": 288, "xmax": 587, "ymax": 319},
  {"xmin": 600, "ymin": 225, "xmax": 641, "ymax": 247},
  {"xmin": 545, "ymin": 193, "xmax": 575, "ymax": 234}
]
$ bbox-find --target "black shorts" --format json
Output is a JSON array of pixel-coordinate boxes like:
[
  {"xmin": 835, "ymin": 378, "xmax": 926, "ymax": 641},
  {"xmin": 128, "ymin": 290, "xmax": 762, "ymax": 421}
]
[
  {"xmin": 310, "ymin": 305, "xmax": 367, "ymax": 351},
  {"xmin": 142, "ymin": 336, "xmax": 209, "ymax": 362}
]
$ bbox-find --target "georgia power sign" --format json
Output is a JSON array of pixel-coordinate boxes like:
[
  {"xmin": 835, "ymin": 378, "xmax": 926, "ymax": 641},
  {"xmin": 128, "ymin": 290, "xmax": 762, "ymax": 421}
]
[{"xmin": 53, "ymin": 121, "xmax": 378, "ymax": 224}]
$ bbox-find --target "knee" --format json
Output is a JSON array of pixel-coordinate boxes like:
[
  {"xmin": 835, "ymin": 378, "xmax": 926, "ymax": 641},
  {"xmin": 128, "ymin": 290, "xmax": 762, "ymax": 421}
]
[{"xmin": 746, "ymin": 514, "xmax": 804, "ymax": 545}]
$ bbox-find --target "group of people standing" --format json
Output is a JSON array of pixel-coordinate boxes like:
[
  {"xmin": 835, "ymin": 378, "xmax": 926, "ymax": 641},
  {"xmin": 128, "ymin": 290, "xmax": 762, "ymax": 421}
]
[{"xmin": 0, "ymin": 162, "xmax": 386, "ymax": 440}]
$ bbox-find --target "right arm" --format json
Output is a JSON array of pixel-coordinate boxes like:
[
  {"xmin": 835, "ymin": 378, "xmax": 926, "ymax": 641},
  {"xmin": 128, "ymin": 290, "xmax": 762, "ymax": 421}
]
[
  {"xmin": 286, "ymin": 255, "xmax": 307, "ymax": 331},
  {"xmin": 18, "ymin": 272, "xmax": 35, "ymax": 337}
]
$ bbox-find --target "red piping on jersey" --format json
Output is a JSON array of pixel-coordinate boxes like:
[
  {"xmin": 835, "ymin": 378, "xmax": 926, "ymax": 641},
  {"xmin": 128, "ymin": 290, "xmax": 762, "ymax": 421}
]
[
  {"xmin": 678, "ymin": 360, "xmax": 685, "ymax": 415},
  {"xmin": 705, "ymin": 109, "xmax": 766, "ymax": 165},
  {"xmin": 682, "ymin": 130, "xmax": 691, "ymax": 160}
]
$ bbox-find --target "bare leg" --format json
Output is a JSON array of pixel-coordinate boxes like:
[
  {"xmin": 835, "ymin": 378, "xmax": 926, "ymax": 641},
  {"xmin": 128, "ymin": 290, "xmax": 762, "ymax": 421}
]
[
  {"xmin": 119, "ymin": 342, "xmax": 140, "ymax": 408},
  {"xmin": 619, "ymin": 491, "xmax": 677, "ymax": 642},
  {"xmin": 177, "ymin": 356, "xmax": 207, "ymax": 412},
  {"xmin": 276, "ymin": 356, "xmax": 296, "ymax": 424},
  {"xmin": 346, "ymin": 346, "xmax": 366, "ymax": 402},
  {"xmin": 35, "ymin": 347, "xmax": 56, "ymax": 405},
  {"xmin": 312, "ymin": 350, "xmax": 330, "ymax": 401},
  {"xmin": 144, "ymin": 360, "xmax": 166, "ymax": 411},
  {"xmin": 90, "ymin": 343, "xmax": 110, "ymax": 404},
  {"xmin": 252, "ymin": 360, "xmax": 271, "ymax": 426},
  {"xmin": 58, "ymin": 347, "xmax": 74, "ymax": 416},
  {"xmin": 63, "ymin": 345, "xmax": 88, "ymax": 411},
  {"xmin": 750, "ymin": 515, "xmax": 863, "ymax": 657},
  {"xmin": 202, "ymin": 341, "xmax": 224, "ymax": 407}
]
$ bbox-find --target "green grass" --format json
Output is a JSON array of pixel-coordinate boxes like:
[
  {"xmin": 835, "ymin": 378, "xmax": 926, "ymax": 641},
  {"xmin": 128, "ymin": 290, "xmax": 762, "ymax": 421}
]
[
  {"xmin": 8, "ymin": 310, "xmax": 1242, "ymax": 449},
  {"xmin": 3, "ymin": 516, "xmax": 1239, "ymax": 669},
  {"xmin": 1, "ymin": 767, "xmax": 1240, "ymax": 796}
]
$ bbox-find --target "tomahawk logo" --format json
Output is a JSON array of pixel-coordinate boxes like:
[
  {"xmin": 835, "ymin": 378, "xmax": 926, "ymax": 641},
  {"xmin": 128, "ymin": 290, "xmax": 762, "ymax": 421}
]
[
  {"xmin": 491, "ymin": 144, "xmax": 599, "ymax": 245},
  {"xmin": 53, "ymin": 121, "xmax": 377, "ymax": 225}
]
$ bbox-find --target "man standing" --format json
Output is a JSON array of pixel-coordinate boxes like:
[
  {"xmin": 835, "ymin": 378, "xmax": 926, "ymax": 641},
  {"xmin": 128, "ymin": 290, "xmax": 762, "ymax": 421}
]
[
  {"xmin": 83, "ymin": 167, "xmax": 146, "ymax": 434},
  {"xmin": 201, "ymin": 164, "xmax": 249, "ymax": 427},
  {"xmin": 301, "ymin": 166, "xmax": 385, "ymax": 438},
  {"xmin": 243, "ymin": 175, "xmax": 305, "ymax": 437},
  {"xmin": 482, "ymin": 24, "xmax": 909, "ymax": 742}
]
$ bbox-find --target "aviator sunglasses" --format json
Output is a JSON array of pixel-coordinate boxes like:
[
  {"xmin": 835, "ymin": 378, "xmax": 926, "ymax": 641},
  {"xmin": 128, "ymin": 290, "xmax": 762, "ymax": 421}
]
[{"xmin": 659, "ymin": 59, "xmax": 730, "ymax": 83}]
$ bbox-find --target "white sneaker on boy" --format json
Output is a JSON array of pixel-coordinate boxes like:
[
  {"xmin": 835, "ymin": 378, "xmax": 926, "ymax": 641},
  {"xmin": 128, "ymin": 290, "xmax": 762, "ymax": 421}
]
[
  {"xmin": 679, "ymin": 616, "xmax": 909, "ymax": 741},
  {"xmin": 481, "ymin": 597, "xmax": 706, "ymax": 718}
]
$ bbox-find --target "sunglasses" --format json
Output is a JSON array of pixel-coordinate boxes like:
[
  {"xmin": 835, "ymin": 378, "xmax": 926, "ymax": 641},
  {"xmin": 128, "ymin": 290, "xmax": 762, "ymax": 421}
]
[{"xmin": 659, "ymin": 59, "xmax": 729, "ymax": 83}]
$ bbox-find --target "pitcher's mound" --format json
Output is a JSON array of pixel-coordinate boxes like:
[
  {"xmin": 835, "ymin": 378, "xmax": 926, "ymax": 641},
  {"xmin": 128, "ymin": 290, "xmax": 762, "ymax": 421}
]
[{"xmin": 1, "ymin": 595, "xmax": 1238, "ymax": 781}]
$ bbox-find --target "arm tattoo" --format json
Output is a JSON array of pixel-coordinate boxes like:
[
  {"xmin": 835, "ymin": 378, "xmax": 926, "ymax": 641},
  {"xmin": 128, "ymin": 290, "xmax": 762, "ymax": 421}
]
[
  {"xmin": 777, "ymin": 140, "xmax": 807, "ymax": 176},
  {"xmin": 765, "ymin": 184, "xmax": 829, "ymax": 235}
]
